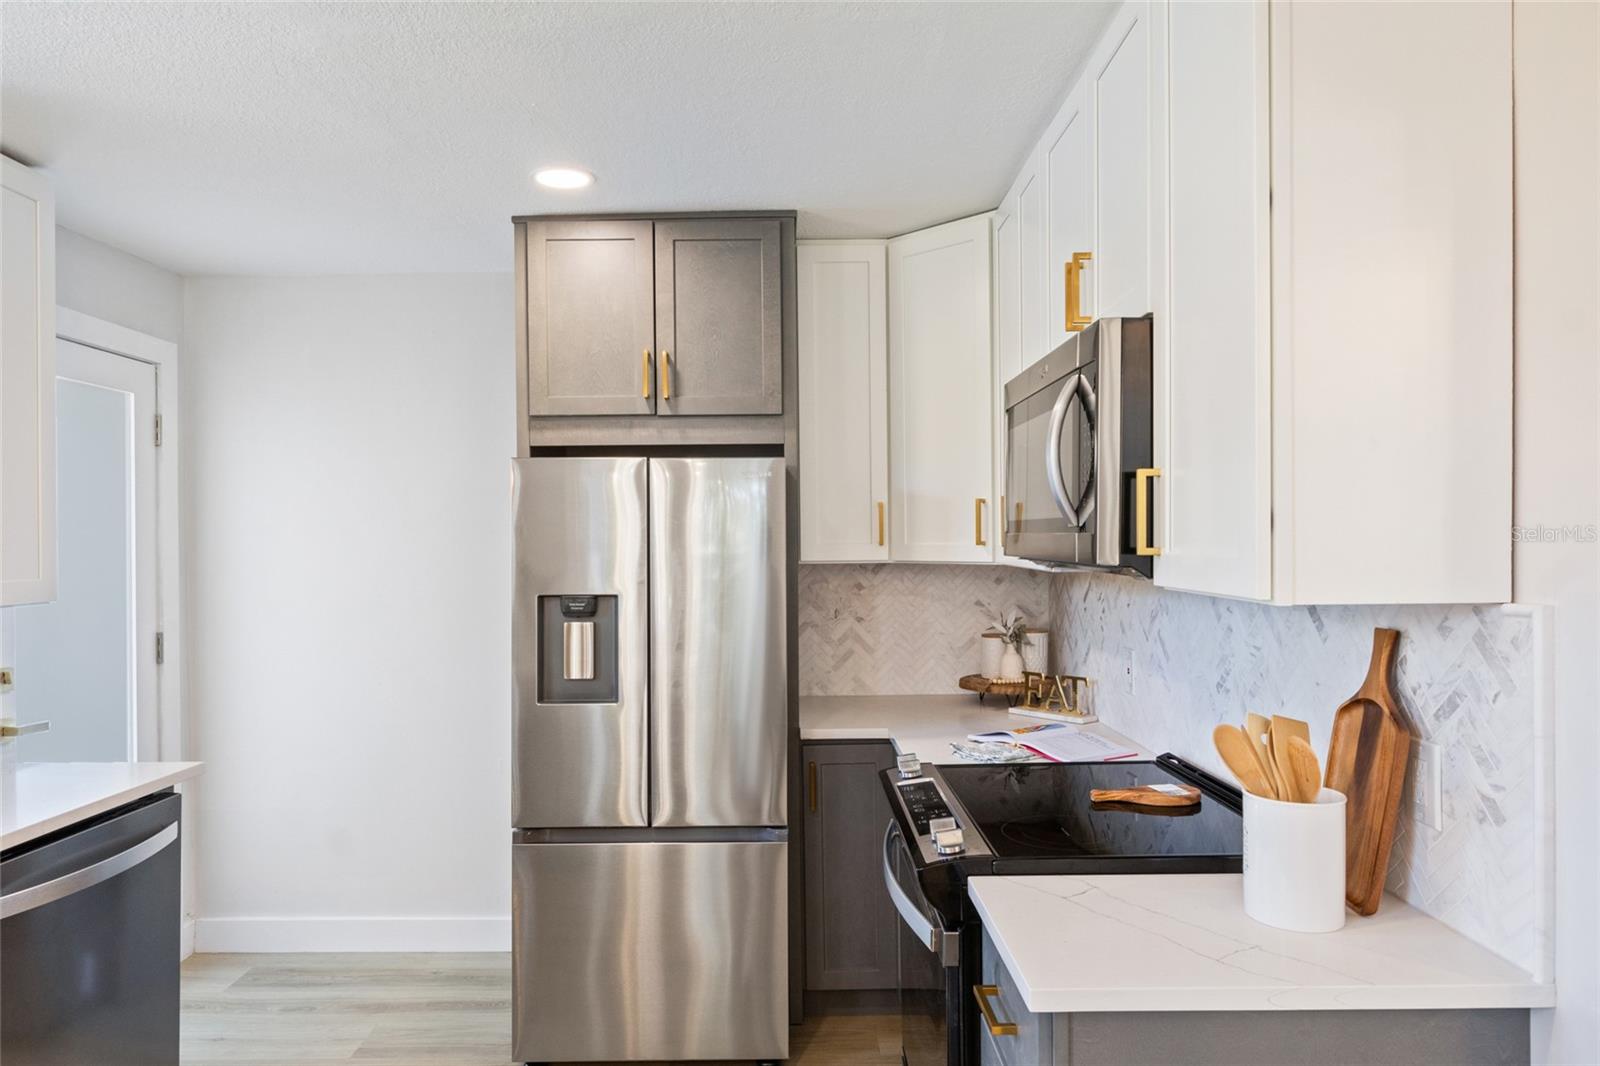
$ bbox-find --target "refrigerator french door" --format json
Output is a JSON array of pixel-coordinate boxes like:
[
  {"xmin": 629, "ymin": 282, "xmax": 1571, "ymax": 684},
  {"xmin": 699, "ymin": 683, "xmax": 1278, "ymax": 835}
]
[{"xmin": 511, "ymin": 456, "xmax": 788, "ymax": 1064}]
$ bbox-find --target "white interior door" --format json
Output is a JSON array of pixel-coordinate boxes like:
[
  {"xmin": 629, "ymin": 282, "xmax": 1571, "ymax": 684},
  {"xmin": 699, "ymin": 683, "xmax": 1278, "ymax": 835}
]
[{"xmin": 11, "ymin": 340, "xmax": 159, "ymax": 760}]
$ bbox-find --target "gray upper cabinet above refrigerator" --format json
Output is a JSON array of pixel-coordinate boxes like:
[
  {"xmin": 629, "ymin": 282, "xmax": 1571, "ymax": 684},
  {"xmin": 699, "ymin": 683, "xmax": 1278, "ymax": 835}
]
[
  {"xmin": 524, "ymin": 219, "xmax": 656, "ymax": 417},
  {"xmin": 517, "ymin": 214, "xmax": 791, "ymax": 443},
  {"xmin": 654, "ymin": 218, "xmax": 783, "ymax": 416}
]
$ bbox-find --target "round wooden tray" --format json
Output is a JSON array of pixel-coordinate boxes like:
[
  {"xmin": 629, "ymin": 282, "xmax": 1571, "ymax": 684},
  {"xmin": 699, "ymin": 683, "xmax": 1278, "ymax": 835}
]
[{"xmin": 958, "ymin": 673, "xmax": 1028, "ymax": 706}]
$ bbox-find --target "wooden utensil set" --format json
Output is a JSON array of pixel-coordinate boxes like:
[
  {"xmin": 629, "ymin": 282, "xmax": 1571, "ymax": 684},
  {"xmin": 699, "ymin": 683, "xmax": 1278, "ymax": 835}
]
[
  {"xmin": 1211, "ymin": 628, "xmax": 1415, "ymax": 917},
  {"xmin": 1213, "ymin": 715, "xmax": 1322, "ymax": 803}
]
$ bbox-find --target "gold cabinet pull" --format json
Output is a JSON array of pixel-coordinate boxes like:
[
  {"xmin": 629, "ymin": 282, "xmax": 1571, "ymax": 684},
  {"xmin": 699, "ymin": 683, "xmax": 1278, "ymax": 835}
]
[
  {"xmin": 807, "ymin": 760, "xmax": 818, "ymax": 813},
  {"xmin": 1065, "ymin": 251, "xmax": 1093, "ymax": 332},
  {"xmin": 1135, "ymin": 467, "xmax": 1162, "ymax": 557},
  {"xmin": 877, "ymin": 501, "xmax": 886, "ymax": 546},
  {"xmin": 973, "ymin": 985, "xmax": 1018, "ymax": 1037},
  {"xmin": 1000, "ymin": 494, "xmax": 1007, "ymax": 535},
  {"xmin": 642, "ymin": 349, "xmax": 652, "ymax": 398},
  {"xmin": 975, "ymin": 498, "xmax": 988, "ymax": 547},
  {"xmin": 659, "ymin": 350, "xmax": 671, "ymax": 400}
]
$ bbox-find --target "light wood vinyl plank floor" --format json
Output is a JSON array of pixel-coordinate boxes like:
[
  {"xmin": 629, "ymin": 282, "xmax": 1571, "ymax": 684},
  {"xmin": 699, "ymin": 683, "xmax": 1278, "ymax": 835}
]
[{"xmin": 181, "ymin": 954, "xmax": 899, "ymax": 1066}]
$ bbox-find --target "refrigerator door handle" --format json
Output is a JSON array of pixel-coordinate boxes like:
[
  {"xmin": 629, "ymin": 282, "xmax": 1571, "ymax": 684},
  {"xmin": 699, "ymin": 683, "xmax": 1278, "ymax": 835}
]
[{"xmin": 0, "ymin": 823, "xmax": 177, "ymax": 919}]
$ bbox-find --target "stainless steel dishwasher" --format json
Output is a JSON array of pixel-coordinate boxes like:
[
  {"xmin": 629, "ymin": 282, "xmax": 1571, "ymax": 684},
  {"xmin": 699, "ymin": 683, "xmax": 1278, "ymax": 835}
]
[{"xmin": 1, "ymin": 790, "xmax": 182, "ymax": 1065}]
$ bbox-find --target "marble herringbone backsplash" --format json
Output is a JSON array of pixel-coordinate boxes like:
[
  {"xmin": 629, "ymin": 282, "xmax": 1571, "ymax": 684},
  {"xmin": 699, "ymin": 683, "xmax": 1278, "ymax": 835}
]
[
  {"xmin": 796, "ymin": 562, "xmax": 1540, "ymax": 972},
  {"xmin": 798, "ymin": 564, "xmax": 1051, "ymax": 696},
  {"xmin": 1047, "ymin": 572, "xmax": 1538, "ymax": 972}
]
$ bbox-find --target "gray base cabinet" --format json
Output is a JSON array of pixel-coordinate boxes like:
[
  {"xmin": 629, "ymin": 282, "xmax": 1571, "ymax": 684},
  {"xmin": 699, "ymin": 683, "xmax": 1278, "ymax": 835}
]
[
  {"xmin": 978, "ymin": 932, "xmax": 1529, "ymax": 1066},
  {"xmin": 803, "ymin": 741, "xmax": 898, "ymax": 990}
]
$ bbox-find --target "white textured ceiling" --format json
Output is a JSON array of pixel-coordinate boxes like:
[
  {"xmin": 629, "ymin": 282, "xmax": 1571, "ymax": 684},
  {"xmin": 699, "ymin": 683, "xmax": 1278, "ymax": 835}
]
[{"xmin": 1, "ymin": 1, "xmax": 1116, "ymax": 275}]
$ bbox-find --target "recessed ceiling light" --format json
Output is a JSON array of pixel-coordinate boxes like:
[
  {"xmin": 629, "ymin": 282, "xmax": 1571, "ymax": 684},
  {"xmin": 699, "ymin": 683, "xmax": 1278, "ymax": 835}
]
[{"xmin": 533, "ymin": 167, "xmax": 594, "ymax": 190}]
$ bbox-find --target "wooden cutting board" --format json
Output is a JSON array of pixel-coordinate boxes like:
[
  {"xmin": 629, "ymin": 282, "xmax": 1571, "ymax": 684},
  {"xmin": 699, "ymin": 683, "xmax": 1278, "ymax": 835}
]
[{"xmin": 1323, "ymin": 628, "xmax": 1414, "ymax": 916}]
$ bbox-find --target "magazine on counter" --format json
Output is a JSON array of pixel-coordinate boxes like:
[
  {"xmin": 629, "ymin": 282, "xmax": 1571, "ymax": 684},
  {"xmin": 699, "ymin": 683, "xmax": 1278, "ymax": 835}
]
[{"xmin": 965, "ymin": 722, "xmax": 1139, "ymax": 763}]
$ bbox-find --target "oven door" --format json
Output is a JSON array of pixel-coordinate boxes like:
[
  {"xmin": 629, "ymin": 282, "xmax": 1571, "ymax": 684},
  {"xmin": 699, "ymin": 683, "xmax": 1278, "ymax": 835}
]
[
  {"xmin": 883, "ymin": 823, "xmax": 962, "ymax": 1066},
  {"xmin": 1004, "ymin": 359, "xmax": 1097, "ymax": 565}
]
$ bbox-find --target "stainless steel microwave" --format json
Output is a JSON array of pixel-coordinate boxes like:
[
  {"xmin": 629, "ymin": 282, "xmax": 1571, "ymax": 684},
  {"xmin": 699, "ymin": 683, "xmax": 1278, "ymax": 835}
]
[{"xmin": 1001, "ymin": 316, "xmax": 1156, "ymax": 575}]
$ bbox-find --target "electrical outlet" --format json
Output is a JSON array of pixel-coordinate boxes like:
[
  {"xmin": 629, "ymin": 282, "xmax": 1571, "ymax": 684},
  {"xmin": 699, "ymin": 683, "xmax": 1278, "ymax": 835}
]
[
  {"xmin": 0, "ymin": 668, "xmax": 12, "ymax": 694},
  {"xmin": 1413, "ymin": 740, "xmax": 1443, "ymax": 831},
  {"xmin": 1121, "ymin": 650, "xmax": 1136, "ymax": 697}
]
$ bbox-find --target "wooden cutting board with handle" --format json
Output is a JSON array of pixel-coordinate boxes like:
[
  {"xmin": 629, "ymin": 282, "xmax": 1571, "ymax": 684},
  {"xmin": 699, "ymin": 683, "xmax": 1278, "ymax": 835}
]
[{"xmin": 1323, "ymin": 628, "xmax": 1414, "ymax": 916}]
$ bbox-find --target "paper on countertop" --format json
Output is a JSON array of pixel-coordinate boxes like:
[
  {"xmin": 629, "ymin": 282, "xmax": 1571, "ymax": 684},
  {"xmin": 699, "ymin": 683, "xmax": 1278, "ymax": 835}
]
[
  {"xmin": 966, "ymin": 722, "xmax": 1139, "ymax": 763},
  {"xmin": 949, "ymin": 740, "xmax": 1037, "ymax": 763}
]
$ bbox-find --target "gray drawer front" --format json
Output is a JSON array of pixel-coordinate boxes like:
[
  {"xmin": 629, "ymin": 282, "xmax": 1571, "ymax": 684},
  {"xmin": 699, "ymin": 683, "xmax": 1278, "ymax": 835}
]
[{"xmin": 979, "ymin": 927, "xmax": 1051, "ymax": 1065}]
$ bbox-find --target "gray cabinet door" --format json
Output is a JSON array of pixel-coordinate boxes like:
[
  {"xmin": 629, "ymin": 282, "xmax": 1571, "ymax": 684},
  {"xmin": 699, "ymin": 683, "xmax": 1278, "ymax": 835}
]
[
  {"xmin": 655, "ymin": 219, "xmax": 783, "ymax": 416},
  {"xmin": 525, "ymin": 219, "xmax": 655, "ymax": 416},
  {"xmin": 803, "ymin": 741, "xmax": 898, "ymax": 990}
]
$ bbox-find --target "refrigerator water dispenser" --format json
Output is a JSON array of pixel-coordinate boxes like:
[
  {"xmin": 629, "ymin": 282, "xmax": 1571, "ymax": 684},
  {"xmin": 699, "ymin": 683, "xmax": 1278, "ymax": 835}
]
[{"xmin": 537, "ymin": 595, "xmax": 618, "ymax": 703}]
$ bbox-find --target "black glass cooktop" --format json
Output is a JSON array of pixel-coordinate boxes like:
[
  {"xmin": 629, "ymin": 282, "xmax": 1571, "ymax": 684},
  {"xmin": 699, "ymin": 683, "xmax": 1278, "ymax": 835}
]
[{"xmin": 938, "ymin": 761, "xmax": 1243, "ymax": 861}]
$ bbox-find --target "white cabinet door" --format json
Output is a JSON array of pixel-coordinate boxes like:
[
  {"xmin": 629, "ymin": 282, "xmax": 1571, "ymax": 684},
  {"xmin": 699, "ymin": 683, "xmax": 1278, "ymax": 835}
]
[
  {"xmin": 1151, "ymin": 0, "xmax": 1272, "ymax": 599},
  {"xmin": 1091, "ymin": 1, "xmax": 1154, "ymax": 319},
  {"xmin": 1012, "ymin": 150, "xmax": 1048, "ymax": 367},
  {"xmin": 1043, "ymin": 80, "xmax": 1094, "ymax": 352},
  {"xmin": 798, "ymin": 241, "xmax": 889, "ymax": 563},
  {"xmin": 1, "ymin": 157, "xmax": 56, "ymax": 606},
  {"xmin": 1269, "ymin": 0, "xmax": 1511, "ymax": 604},
  {"xmin": 888, "ymin": 215, "xmax": 995, "ymax": 563},
  {"xmin": 993, "ymin": 201, "xmax": 1020, "ymax": 550}
]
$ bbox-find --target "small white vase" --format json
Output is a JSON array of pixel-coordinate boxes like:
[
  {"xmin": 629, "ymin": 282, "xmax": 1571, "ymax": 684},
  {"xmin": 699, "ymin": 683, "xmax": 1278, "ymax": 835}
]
[{"xmin": 997, "ymin": 647, "xmax": 1025, "ymax": 681}]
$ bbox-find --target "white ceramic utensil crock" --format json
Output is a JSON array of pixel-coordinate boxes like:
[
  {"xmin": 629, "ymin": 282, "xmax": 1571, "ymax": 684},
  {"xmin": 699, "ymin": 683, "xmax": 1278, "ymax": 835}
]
[{"xmin": 1242, "ymin": 786, "xmax": 1347, "ymax": 933}]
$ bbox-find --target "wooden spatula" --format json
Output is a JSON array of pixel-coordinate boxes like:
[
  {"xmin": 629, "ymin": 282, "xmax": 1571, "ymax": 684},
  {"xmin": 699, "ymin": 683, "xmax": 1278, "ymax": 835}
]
[
  {"xmin": 1269, "ymin": 715, "xmax": 1311, "ymax": 800},
  {"xmin": 1284, "ymin": 735, "xmax": 1323, "ymax": 803},
  {"xmin": 1244, "ymin": 712, "xmax": 1282, "ymax": 799},
  {"xmin": 1212, "ymin": 724, "xmax": 1274, "ymax": 798},
  {"xmin": 1323, "ymin": 628, "xmax": 1414, "ymax": 915}
]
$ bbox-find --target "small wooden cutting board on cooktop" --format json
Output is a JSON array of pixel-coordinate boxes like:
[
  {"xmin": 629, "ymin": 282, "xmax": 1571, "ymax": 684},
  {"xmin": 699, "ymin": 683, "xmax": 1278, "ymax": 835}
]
[{"xmin": 1323, "ymin": 627, "xmax": 1414, "ymax": 916}]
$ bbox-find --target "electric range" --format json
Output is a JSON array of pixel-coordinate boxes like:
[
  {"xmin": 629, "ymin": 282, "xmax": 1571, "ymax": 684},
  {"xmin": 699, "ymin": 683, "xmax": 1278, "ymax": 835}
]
[{"xmin": 879, "ymin": 753, "xmax": 1243, "ymax": 1066}]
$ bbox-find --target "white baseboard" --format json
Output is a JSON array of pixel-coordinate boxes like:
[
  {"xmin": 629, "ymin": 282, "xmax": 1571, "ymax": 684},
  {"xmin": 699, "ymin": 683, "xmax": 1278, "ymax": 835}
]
[{"xmin": 193, "ymin": 916, "xmax": 511, "ymax": 953}]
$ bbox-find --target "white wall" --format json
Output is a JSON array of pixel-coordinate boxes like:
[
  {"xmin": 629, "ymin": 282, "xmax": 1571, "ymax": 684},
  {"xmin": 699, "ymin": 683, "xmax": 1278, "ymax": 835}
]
[
  {"xmin": 1514, "ymin": 3, "xmax": 1600, "ymax": 1062},
  {"xmin": 182, "ymin": 274, "xmax": 515, "ymax": 950},
  {"xmin": 56, "ymin": 226, "xmax": 183, "ymax": 343}
]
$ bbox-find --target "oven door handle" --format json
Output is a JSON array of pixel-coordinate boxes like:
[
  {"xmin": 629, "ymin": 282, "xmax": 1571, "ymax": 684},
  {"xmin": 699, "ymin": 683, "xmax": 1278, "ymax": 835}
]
[
  {"xmin": 882, "ymin": 822, "xmax": 960, "ymax": 967},
  {"xmin": 1045, "ymin": 370, "xmax": 1097, "ymax": 529}
]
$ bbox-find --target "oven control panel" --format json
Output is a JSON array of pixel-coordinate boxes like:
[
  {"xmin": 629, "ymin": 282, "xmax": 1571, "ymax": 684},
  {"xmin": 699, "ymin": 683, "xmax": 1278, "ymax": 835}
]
[
  {"xmin": 890, "ymin": 760, "xmax": 990, "ymax": 863},
  {"xmin": 896, "ymin": 779, "xmax": 952, "ymax": 835}
]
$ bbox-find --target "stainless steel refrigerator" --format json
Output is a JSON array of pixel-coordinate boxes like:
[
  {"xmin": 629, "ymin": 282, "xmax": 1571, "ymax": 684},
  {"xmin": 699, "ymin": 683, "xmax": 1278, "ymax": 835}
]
[{"xmin": 511, "ymin": 456, "xmax": 788, "ymax": 1063}]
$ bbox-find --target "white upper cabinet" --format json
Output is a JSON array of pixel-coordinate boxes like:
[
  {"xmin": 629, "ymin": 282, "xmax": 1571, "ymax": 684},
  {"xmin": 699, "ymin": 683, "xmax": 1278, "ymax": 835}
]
[
  {"xmin": 1043, "ymin": 82, "xmax": 1093, "ymax": 353},
  {"xmin": 1011, "ymin": 152, "xmax": 1048, "ymax": 369},
  {"xmin": 1090, "ymin": 1, "xmax": 1154, "ymax": 319},
  {"xmin": 993, "ymin": 0, "xmax": 1510, "ymax": 604},
  {"xmin": 1149, "ymin": 0, "xmax": 1273, "ymax": 600},
  {"xmin": 1263, "ymin": 0, "xmax": 1511, "ymax": 604},
  {"xmin": 888, "ymin": 215, "xmax": 995, "ymax": 563},
  {"xmin": 798, "ymin": 241, "xmax": 889, "ymax": 563},
  {"xmin": 1149, "ymin": 0, "xmax": 1511, "ymax": 604},
  {"xmin": 2, "ymin": 156, "xmax": 56, "ymax": 607}
]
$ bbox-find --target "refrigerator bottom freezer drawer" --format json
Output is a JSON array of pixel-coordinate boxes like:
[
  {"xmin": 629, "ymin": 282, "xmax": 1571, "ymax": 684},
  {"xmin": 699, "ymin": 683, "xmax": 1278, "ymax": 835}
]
[{"xmin": 512, "ymin": 838, "xmax": 788, "ymax": 1063}]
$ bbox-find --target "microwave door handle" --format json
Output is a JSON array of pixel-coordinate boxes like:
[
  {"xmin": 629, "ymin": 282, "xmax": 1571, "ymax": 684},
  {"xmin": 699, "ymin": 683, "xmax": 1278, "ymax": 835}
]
[
  {"xmin": 882, "ymin": 823, "xmax": 960, "ymax": 966},
  {"xmin": 1046, "ymin": 371, "xmax": 1083, "ymax": 526},
  {"xmin": 1076, "ymin": 372, "xmax": 1098, "ymax": 528}
]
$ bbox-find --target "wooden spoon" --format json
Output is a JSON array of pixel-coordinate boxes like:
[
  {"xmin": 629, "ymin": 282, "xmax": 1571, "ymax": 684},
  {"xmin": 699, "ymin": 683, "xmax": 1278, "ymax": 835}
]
[
  {"xmin": 1284, "ymin": 735, "xmax": 1323, "ymax": 803},
  {"xmin": 1212, "ymin": 724, "xmax": 1274, "ymax": 798},
  {"xmin": 1244, "ymin": 713, "xmax": 1281, "ymax": 799}
]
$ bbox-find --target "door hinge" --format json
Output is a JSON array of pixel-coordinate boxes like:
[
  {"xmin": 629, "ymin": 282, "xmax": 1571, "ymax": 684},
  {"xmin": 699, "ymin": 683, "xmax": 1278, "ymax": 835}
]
[
  {"xmin": 155, "ymin": 632, "xmax": 165, "ymax": 666},
  {"xmin": 154, "ymin": 414, "xmax": 163, "ymax": 447}
]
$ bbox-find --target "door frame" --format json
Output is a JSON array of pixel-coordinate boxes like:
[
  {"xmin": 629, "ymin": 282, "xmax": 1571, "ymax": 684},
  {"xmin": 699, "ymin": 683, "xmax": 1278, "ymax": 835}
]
[{"xmin": 54, "ymin": 308, "xmax": 183, "ymax": 764}]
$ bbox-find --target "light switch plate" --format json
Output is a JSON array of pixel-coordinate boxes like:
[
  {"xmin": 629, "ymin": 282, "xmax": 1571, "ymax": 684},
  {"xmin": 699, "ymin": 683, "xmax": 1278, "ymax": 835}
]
[
  {"xmin": 1121, "ymin": 650, "xmax": 1137, "ymax": 697},
  {"xmin": 1413, "ymin": 739, "xmax": 1443, "ymax": 831}
]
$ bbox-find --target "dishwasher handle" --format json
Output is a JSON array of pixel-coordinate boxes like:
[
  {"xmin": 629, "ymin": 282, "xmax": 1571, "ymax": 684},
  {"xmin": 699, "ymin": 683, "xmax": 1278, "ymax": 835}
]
[
  {"xmin": 1, "ymin": 822, "xmax": 178, "ymax": 919},
  {"xmin": 882, "ymin": 822, "xmax": 960, "ymax": 966}
]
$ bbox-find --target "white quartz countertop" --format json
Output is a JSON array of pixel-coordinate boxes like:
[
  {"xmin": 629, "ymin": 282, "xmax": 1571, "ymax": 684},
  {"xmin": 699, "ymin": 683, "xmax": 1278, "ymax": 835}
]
[
  {"xmin": 968, "ymin": 873, "xmax": 1554, "ymax": 1013},
  {"xmin": 1, "ymin": 761, "xmax": 203, "ymax": 850},
  {"xmin": 799, "ymin": 693, "xmax": 1152, "ymax": 765}
]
